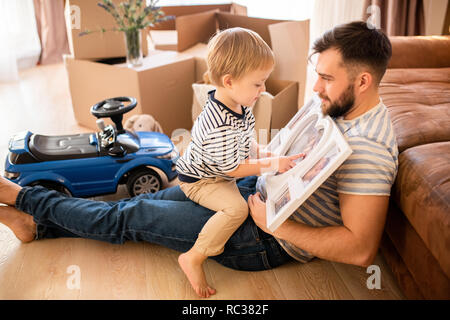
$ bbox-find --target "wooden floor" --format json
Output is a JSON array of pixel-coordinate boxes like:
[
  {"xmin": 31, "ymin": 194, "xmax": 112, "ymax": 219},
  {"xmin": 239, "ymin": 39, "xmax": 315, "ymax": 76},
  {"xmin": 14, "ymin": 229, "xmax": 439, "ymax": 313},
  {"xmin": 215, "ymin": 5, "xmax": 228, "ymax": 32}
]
[{"xmin": 0, "ymin": 63, "xmax": 405, "ymax": 300}]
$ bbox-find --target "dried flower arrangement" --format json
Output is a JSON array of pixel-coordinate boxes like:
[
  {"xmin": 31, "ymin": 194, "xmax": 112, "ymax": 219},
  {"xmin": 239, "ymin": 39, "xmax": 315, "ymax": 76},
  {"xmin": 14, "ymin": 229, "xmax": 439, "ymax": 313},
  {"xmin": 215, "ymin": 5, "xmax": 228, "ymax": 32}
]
[{"xmin": 80, "ymin": 0, "xmax": 172, "ymax": 67}]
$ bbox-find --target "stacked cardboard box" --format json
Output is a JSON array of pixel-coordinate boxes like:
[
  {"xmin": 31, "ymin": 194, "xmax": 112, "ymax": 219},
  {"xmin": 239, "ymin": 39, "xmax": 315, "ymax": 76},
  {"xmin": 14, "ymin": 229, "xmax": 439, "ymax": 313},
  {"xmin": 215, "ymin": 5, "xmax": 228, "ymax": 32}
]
[
  {"xmin": 63, "ymin": 2, "xmax": 310, "ymax": 142},
  {"xmin": 149, "ymin": 3, "xmax": 247, "ymax": 51},
  {"xmin": 156, "ymin": 9, "xmax": 310, "ymax": 140},
  {"xmin": 65, "ymin": 51, "xmax": 196, "ymax": 136},
  {"xmin": 64, "ymin": 0, "xmax": 197, "ymax": 134}
]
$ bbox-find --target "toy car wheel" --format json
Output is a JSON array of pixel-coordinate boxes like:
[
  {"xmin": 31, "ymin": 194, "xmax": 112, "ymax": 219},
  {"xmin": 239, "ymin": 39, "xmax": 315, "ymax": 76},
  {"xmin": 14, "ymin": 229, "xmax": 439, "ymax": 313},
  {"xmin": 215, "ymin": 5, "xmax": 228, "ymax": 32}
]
[
  {"xmin": 30, "ymin": 181, "xmax": 72, "ymax": 196},
  {"xmin": 127, "ymin": 169, "xmax": 162, "ymax": 197}
]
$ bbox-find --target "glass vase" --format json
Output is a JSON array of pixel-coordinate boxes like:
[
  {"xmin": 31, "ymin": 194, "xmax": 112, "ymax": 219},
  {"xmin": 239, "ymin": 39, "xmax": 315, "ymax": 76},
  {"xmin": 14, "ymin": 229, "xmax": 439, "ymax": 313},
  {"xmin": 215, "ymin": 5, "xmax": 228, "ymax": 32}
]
[{"xmin": 124, "ymin": 28, "xmax": 143, "ymax": 68}]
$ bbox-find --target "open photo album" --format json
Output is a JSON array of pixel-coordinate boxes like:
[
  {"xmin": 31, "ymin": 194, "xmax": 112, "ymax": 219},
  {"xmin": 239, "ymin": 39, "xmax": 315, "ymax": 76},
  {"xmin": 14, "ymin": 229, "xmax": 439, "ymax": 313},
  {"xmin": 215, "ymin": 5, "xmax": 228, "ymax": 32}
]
[{"xmin": 256, "ymin": 94, "xmax": 353, "ymax": 232}]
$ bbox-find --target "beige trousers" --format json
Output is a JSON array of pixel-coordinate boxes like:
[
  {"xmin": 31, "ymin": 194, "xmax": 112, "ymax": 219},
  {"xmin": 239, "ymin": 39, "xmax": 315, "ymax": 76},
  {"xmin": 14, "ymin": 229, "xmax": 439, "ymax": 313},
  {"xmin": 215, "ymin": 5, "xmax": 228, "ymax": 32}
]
[{"xmin": 179, "ymin": 177, "xmax": 249, "ymax": 257}]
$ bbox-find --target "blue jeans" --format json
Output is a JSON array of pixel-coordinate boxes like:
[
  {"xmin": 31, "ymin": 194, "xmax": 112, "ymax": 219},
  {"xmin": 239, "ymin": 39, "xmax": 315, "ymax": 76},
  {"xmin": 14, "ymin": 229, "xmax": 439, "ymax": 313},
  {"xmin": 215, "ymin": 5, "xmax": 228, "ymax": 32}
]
[{"xmin": 15, "ymin": 176, "xmax": 293, "ymax": 271}]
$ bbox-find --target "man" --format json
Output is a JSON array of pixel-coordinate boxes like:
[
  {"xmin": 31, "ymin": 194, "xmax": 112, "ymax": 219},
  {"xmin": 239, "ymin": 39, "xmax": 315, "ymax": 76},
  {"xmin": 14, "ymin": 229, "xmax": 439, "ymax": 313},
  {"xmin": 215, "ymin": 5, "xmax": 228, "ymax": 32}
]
[
  {"xmin": 0, "ymin": 21, "xmax": 398, "ymax": 278},
  {"xmin": 250, "ymin": 21, "xmax": 398, "ymax": 267}
]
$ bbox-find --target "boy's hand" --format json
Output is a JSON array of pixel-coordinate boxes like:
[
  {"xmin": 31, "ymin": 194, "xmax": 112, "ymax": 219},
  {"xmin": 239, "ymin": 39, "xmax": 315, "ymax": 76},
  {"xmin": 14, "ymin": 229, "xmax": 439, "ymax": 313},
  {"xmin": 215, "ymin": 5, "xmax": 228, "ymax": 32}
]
[
  {"xmin": 277, "ymin": 153, "xmax": 304, "ymax": 173},
  {"xmin": 260, "ymin": 150, "xmax": 275, "ymax": 158},
  {"xmin": 254, "ymin": 142, "xmax": 275, "ymax": 159}
]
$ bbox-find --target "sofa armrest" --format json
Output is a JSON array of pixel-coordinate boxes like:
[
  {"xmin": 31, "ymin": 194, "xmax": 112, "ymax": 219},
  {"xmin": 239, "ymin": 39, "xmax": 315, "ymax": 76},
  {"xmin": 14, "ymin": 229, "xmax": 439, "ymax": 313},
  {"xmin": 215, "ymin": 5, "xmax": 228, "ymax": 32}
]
[{"xmin": 388, "ymin": 36, "xmax": 450, "ymax": 69}]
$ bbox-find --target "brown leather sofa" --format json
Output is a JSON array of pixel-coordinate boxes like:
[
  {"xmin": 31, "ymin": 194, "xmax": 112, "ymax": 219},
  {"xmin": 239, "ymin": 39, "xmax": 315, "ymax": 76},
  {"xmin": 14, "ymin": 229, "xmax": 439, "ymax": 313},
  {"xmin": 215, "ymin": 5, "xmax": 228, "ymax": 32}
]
[{"xmin": 378, "ymin": 36, "xmax": 450, "ymax": 299}]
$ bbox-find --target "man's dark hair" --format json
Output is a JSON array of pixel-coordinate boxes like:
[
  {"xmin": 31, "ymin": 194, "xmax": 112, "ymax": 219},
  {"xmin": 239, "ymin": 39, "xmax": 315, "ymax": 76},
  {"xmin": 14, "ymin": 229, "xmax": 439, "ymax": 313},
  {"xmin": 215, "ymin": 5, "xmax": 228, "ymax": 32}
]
[{"xmin": 312, "ymin": 21, "xmax": 392, "ymax": 84}]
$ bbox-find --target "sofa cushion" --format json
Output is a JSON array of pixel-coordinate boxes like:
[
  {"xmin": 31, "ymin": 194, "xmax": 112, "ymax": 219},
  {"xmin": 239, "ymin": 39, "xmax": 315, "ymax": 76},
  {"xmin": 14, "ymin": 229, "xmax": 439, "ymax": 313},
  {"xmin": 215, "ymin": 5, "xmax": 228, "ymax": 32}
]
[
  {"xmin": 380, "ymin": 67, "xmax": 450, "ymax": 152},
  {"xmin": 394, "ymin": 141, "xmax": 450, "ymax": 278}
]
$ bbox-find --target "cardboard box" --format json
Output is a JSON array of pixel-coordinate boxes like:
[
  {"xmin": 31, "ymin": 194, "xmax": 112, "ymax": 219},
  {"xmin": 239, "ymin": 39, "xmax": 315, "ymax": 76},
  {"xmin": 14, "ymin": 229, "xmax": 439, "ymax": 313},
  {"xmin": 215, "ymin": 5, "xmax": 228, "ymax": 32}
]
[
  {"xmin": 65, "ymin": 50, "xmax": 196, "ymax": 135},
  {"xmin": 151, "ymin": 3, "xmax": 247, "ymax": 31},
  {"xmin": 191, "ymin": 78, "xmax": 299, "ymax": 144},
  {"xmin": 149, "ymin": 3, "xmax": 247, "ymax": 51},
  {"xmin": 149, "ymin": 30, "xmax": 178, "ymax": 51},
  {"xmin": 179, "ymin": 43, "xmax": 208, "ymax": 82},
  {"xmin": 65, "ymin": 0, "xmax": 149, "ymax": 60},
  {"xmin": 151, "ymin": 10, "xmax": 310, "ymax": 106}
]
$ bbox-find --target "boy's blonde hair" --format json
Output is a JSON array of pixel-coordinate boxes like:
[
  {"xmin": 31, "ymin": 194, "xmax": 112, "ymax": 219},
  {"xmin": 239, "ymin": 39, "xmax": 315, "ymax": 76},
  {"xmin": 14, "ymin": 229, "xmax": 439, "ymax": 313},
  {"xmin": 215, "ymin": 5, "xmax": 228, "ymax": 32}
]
[{"xmin": 206, "ymin": 27, "xmax": 275, "ymax": 86}]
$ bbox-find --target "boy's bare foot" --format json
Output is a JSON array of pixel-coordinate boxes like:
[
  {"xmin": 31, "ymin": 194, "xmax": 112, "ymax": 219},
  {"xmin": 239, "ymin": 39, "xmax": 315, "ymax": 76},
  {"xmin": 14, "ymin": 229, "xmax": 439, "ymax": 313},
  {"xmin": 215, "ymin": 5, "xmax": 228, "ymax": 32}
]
[
  {"xmin": 0, "ymin": 176, "xmax": 21, "ymax": 206},
  {"xmin": 0, "ymin": 205, "xmax": 36, "ymax": 243},
  {"xmin": 178, "ymin": 249, "xmax": 216, "ymax": 298}
]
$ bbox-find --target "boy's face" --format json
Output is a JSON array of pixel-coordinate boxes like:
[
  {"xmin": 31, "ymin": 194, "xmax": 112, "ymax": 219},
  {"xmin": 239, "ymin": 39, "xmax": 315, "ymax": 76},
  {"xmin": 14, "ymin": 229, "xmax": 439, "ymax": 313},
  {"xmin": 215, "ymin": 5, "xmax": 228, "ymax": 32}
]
[{"xmin": 228, "ymin": 65, "xmax": 274, "ymax": 107}]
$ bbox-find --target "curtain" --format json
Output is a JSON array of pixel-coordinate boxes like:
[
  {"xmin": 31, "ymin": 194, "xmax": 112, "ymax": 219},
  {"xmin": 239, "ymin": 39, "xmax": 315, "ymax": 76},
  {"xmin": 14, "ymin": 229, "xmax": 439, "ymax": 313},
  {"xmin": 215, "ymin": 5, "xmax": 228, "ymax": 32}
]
[
  {"xmin": 310, "ymin": 0, "xmax": 366, "ymax": 44},
  {"xmin": 443, "ymin": 0, "xmax": 450, "ymax": 35},
  {"xmin": 363, "ymin": 0, "xmax": 425, "ymax": 36},
  {"xmin": 33, "ymin": 0, "xmax": 70, "ymax": 65},
  {"xmin": 0, "ymin": 0, "xmax": 41, "ymax": 82}
]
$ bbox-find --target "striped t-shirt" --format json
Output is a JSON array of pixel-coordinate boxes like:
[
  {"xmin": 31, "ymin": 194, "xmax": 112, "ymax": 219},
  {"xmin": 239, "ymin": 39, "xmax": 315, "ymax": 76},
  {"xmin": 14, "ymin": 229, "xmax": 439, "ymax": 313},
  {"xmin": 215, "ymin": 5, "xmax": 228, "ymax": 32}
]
[
  {"xmin": 176, "ymin": 90, "xmax": 256, "ymax": 181},
  {"xmin": 277, "ymin": 100, "xmax": 399, "ymax": 262}
]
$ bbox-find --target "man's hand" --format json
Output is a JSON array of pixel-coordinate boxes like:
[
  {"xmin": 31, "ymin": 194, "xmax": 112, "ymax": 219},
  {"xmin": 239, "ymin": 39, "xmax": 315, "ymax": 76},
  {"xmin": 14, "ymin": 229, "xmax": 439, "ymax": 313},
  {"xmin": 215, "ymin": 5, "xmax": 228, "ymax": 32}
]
[{"xmin": 248, "ymin": 192, "xmax": 271, "ymax": 234}]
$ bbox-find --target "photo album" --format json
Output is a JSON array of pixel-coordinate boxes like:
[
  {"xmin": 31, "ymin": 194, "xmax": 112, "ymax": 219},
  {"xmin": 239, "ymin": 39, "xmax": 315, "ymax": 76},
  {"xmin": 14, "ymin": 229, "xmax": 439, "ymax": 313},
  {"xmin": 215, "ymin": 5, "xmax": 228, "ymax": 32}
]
[{"xmin": 256, "ymin": 94, "xmax": 353, "ymax": 232}]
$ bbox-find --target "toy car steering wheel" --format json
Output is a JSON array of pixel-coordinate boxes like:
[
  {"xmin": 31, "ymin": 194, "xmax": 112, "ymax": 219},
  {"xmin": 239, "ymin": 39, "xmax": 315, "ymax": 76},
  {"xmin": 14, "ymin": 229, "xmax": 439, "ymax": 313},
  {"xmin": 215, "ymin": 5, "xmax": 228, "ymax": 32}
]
[
  {"xmin": 90, "ymin": 97, "xmax": 137, "ymax": 133},
  {"xmin": 91, "ymin": 97, "xmax": 137, "ymax": 118}
]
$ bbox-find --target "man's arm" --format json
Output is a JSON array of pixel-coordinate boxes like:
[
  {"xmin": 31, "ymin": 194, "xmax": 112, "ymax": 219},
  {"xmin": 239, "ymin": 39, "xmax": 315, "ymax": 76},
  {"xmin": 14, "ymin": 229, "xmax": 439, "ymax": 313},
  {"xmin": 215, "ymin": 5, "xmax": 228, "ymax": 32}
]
[{"xmin": 248, "ymin": 192, "xmax": 389, "ymax": 267}]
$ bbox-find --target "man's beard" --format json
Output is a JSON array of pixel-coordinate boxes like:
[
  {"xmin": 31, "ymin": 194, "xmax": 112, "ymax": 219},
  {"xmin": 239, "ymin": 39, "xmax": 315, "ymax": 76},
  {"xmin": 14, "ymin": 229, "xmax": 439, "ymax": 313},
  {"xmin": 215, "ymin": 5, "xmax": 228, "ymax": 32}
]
[{"xmin": 319, "ymin": 84, "xmax": 355, "ymax": 118}]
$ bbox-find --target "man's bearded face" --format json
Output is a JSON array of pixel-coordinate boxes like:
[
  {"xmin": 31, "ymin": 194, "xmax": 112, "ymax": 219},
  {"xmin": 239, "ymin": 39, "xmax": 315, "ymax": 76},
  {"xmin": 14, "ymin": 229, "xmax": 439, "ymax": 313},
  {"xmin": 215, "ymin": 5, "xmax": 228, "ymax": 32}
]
[{"xmin": 319, "ymin": 83, "xmax": 355, "ymax": 118}]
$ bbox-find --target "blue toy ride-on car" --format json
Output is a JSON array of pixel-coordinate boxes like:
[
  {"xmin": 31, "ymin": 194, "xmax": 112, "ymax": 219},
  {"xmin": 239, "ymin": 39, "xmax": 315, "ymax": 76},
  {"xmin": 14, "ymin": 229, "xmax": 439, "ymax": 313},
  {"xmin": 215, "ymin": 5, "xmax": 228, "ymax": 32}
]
[{"xmin": 3, "ymin": 97, "xmax": 179, "ymax": 197}]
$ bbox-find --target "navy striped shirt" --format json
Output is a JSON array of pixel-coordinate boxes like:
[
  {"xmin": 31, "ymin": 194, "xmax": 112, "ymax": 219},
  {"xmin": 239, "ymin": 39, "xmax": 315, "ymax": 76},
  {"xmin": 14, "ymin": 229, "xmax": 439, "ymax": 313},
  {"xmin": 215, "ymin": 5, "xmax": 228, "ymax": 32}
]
[
  {"xmin": 176, "ymin": 90, "xmax": 256, "ymax": 181},
  {"xmin": 277, "ymin": 100, "xmax": 399, "ymax": 262}
]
